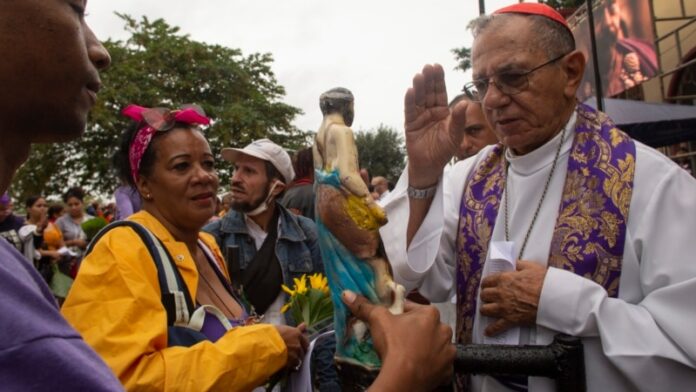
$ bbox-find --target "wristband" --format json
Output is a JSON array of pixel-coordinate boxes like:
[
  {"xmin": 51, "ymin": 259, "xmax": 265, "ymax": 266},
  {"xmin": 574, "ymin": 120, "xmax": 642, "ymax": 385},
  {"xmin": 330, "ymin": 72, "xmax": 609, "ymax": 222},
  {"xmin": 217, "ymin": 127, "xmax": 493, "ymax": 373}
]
[{"xmin": 407, "ymin": 184, "xmax": 437, "ymax": 199}]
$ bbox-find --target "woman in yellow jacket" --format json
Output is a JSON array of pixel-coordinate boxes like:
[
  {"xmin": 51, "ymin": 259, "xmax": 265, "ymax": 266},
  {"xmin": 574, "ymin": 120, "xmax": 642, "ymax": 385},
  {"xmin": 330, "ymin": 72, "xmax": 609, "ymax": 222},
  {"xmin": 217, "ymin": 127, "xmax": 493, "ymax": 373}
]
[{"xmin": 62, "ymin": 105, "xmax": 307, "ymax": 391}]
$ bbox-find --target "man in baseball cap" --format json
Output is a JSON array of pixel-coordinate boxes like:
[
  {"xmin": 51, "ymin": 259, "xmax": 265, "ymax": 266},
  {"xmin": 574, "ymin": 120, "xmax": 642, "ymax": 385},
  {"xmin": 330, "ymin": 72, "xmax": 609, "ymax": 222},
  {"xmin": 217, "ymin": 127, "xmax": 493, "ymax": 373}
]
[{"xmin": 204, "ymin": 138, "xmax": 339, "ymax": 390}]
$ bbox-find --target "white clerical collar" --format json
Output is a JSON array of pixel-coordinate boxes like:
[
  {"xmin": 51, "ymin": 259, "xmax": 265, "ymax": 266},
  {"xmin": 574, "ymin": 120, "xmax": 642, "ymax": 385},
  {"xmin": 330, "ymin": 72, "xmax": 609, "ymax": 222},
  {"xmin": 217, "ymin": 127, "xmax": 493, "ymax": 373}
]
[{"xmin": 505, "ymin": 109, "xmax": 577, "ymax": 175}]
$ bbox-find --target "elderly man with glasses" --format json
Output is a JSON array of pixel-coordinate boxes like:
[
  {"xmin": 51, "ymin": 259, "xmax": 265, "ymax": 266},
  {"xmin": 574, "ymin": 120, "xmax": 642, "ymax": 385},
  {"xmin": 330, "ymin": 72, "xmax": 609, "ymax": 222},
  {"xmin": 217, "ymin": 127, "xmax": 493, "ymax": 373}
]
[{"xmin": 381, "ymin": 3, "xmax": 696, "ymax": 391}]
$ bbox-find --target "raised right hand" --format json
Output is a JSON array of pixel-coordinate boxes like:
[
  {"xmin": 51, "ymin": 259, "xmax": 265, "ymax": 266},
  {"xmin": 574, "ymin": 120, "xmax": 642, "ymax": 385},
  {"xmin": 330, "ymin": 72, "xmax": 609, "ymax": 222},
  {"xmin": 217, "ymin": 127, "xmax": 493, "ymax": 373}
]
[
  {"xmin": 275, "ymin": 324, "xmax": 308, "ymax": 370},
  {"xmin": 404, "ymin": 64, "xmax": 466, "ymax": 188},
  {"xmin": 342, "ymin": 290, "xmax": 455, "ymax": 390}
]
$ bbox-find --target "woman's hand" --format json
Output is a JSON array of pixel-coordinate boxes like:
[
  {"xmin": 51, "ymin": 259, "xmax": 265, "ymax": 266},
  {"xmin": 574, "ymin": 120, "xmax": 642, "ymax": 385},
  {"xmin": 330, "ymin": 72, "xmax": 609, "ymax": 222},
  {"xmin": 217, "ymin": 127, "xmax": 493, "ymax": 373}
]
[
  {"xmin": 275, "ymin": 323, "xmax": 309, "ymax": 371},
  {"xmin": 36, "ymin": 214, "xmax": 49, "ymax": 233}
]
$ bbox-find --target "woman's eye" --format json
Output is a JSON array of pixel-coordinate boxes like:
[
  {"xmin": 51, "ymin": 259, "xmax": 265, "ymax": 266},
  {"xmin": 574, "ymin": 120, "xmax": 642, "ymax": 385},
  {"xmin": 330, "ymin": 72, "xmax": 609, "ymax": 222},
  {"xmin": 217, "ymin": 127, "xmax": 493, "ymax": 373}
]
[
  {"xmin": 173, "ymin": 162, "xmax": 190, "ymax": 171},
  {"xmin": 203, "ymin": 161, "xmax": 216, "ymax": 170}
]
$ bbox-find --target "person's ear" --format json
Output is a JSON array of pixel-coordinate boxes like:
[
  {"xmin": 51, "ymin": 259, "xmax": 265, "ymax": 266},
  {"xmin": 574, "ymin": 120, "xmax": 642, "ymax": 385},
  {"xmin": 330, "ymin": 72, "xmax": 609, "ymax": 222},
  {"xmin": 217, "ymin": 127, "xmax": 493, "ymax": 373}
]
[
  {"xmin": 137, "ymin": 177, "xmax": 153, "ymax": 201},
  {"xmin": 562, "ymin": 50, "xmax": 586, "ymax": 99},
  {"xmin": 270, "ymin": 180, "xmax": 286, "ymax": 197}
]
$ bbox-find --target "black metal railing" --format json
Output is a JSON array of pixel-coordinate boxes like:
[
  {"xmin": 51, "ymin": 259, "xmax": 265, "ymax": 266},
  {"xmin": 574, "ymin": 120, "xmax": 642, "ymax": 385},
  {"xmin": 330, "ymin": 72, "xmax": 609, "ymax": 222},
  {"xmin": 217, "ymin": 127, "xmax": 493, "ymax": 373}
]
[
  {"xmin": 454, "ymin": 334, "xmax": 585, "ymax": 392},
  {"xmin": 337, "ymin": 334, "xmax": 585, "ymax": 391}
]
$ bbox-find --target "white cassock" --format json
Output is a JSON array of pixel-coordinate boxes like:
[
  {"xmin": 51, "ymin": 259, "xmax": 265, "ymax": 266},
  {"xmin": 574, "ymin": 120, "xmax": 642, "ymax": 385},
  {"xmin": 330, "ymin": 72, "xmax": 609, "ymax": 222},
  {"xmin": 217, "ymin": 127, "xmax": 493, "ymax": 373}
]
[{"xmin": 381, "ymin": 112, "xmax": 696, "ymax": 391}]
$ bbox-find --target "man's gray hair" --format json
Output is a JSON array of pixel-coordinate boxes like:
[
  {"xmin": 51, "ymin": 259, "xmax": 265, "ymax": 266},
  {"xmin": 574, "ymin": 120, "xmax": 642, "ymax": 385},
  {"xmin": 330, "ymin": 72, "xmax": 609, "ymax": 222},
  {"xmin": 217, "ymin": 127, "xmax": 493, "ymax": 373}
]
[
  {"xmin": 319, "ymin": 87, "xmax": 354, "ymax": 116},
  {"xmin": 468, "ymin": 14, "xmax": 575, "ymax": 58}
]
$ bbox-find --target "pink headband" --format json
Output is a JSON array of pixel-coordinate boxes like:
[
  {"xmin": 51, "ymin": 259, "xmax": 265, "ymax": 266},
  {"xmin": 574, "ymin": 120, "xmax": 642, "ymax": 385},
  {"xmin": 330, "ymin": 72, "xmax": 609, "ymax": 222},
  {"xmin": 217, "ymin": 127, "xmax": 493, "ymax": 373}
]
[{"xmin": 122, "ymin": 104, "xmax": 211, "ymax": 184}]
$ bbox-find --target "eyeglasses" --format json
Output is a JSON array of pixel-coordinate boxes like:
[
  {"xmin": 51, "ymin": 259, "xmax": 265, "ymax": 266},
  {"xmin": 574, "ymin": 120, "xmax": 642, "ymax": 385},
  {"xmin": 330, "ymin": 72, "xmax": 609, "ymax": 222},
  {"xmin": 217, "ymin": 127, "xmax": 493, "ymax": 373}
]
[
  {"xmin": 140, "ymin": 104, "xmax": 207, "ymax": 132},
  {"xmin": 462, "ymin": 52, "xmax": 569, "ymax": 102}
]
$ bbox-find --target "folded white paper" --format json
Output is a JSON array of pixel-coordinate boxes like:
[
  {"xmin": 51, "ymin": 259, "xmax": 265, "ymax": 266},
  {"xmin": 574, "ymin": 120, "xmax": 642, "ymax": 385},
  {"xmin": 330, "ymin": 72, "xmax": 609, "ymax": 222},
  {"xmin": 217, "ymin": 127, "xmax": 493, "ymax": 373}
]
[{"xmin": 482, "ymin": 241, "xmax": 520, "ymax": 346}]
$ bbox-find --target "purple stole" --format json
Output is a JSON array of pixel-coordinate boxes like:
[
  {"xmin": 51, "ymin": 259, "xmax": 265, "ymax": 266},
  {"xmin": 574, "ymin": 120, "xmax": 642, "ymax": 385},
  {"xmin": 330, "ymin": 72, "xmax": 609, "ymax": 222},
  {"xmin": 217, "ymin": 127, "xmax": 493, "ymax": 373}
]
[{"xmin": 454, "ymin": 104, "xmax": 636, "ymax": 388}]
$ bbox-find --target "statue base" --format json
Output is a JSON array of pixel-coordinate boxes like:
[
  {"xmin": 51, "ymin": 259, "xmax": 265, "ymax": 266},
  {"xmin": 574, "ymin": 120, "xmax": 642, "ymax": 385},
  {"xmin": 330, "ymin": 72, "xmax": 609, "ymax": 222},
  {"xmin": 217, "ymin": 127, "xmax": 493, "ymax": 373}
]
[{"xmin": 335, "ymin": 358, "xmax": 379, "ymax": 391}]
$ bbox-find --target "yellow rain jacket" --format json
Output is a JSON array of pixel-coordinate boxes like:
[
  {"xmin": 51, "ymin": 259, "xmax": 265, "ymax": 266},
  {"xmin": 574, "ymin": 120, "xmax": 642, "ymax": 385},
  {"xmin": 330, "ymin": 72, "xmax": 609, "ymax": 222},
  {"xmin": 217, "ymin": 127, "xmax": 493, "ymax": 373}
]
[{"xmin": 62, "ymin": 211, "xmax": 287, "ymax": 391}]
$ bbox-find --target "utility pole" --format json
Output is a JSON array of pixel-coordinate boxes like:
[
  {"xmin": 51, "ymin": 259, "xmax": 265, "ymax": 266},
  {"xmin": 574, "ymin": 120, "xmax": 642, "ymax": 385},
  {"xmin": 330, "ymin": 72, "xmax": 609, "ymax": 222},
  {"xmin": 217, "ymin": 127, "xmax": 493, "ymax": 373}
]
[
  {"xmin": 479, "ymin": 0, "xmax": 485, "ymax": 15},
  {"xmin": 586, "ymin": 0, "xmax": 605, "ymax": 111}
]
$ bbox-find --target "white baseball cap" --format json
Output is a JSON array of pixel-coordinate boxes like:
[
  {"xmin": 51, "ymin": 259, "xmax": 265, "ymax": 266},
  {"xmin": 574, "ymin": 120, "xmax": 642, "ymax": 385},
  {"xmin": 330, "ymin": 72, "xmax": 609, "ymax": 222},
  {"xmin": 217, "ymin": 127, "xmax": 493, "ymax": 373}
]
[{"xmin": 221, "ymin": 138, "xmax": 295, "ymax": 184}]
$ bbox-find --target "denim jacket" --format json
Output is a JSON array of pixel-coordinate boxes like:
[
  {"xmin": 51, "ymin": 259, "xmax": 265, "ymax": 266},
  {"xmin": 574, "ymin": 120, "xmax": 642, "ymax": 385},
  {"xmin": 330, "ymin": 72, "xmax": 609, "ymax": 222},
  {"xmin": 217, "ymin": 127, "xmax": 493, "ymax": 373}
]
[
  {"xmin": 203, "ymin": 204, "xmax": 323, "ymax": 322},
  {"xmin": 202, "ymin": 205, "xmax": 339, "ymax": 391}
]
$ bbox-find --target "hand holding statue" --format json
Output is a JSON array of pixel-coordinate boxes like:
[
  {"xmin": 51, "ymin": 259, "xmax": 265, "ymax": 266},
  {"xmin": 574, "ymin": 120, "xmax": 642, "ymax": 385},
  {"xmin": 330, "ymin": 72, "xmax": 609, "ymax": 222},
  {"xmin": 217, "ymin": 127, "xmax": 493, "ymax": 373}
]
[
  {"xmin": 479, "ymin": 260, "xmax": 548, "ymax": 336},
  {"xmin": 404, "ymin": 64, "xmax": 466, "ymax": 188},
  {"xmin": 342, "ymin": 290, "xmax": 455, "ymax": 391}
]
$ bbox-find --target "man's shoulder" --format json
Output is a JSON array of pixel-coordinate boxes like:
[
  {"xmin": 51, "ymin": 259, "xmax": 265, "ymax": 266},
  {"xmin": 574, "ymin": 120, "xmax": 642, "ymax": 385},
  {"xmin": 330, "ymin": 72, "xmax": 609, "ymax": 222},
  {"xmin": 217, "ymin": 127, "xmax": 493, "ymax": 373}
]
[
  {"xmin": 278, "ymin": 205, "xmax": 317, "ymax": 237},
  {"xmin": 627, "ymin": 140, "xmax": 696, "ymax": 215},
  {"xmin": 202, "ymin": 216, "xmax": 223, "ymax": 235},
  {"xmin": 634, "ymin": 141, "xmax": 690, "ymax": 182},
  {"xmin": 0, "ymin": 214, "xmax": 24, "ymax": 231},
  {"xmin": 203, "ymin": 209, "xmax": 244, "ymax": 235},
  {"xmin": 0, "ymin": 241, "xmax": 73, "ymax": 348}
]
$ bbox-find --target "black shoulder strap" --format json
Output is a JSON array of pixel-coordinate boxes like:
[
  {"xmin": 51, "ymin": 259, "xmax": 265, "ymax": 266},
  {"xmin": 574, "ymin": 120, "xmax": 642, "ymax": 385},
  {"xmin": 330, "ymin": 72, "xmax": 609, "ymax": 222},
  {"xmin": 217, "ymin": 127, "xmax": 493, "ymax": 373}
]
[{"xmin": 85, "ymin": 220, "xmax": 195, "ymax": 326}]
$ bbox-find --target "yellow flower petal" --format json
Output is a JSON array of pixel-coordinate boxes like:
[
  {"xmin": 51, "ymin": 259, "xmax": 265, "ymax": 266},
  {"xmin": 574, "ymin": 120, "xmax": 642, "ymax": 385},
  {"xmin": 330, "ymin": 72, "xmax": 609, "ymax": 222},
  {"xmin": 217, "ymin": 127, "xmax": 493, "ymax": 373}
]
[
  {"xmin": 281, "ymin": 284, "xmax": 295, "ymax": 296},
  {"xmin": 296, "ymin": 277, "xmax": 308, "ymax": 294}
]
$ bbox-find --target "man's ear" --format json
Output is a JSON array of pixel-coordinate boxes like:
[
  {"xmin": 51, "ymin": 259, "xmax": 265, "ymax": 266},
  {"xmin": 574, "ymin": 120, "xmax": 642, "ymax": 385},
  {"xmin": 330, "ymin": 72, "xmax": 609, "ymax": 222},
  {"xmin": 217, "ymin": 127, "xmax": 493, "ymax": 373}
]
[
  {"xmin": 270, "ymin": 180, "xmax": 286, "ymax": 197},
  {"xmin": 562, "ymin": 50, "xmax": 586, "ymax": 99}
]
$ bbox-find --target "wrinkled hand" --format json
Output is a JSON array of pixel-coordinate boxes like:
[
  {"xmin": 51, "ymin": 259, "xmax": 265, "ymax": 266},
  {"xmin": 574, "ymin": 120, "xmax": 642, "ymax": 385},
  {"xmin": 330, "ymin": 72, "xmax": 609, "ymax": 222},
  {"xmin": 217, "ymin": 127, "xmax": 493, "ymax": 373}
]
[
  {"xmin": 479, "ymin": 260, "xmax": 547, "ymax": 336},
  {"xmin": 404, "ymin": 64, "xmax": 463, "ymax": 188},
  {"xmin": 275, "ymin": 323, "xmax": 308, "ymax": 370},
  {"xmin": 342, "ymin": 290, "xmax": 454, "ymax": 390}
]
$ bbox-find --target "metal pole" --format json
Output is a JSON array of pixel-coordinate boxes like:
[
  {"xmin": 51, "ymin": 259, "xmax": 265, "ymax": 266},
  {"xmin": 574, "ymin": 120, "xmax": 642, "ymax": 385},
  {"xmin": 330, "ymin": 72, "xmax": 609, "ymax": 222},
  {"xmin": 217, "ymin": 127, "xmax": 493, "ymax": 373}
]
[
  {"xmin": 479, "ymin": 0, "xmax": 485, "ymax": 15},
  {"xmin": 586, "ymin": 0, "xmax": 604, "ymax": 111}
]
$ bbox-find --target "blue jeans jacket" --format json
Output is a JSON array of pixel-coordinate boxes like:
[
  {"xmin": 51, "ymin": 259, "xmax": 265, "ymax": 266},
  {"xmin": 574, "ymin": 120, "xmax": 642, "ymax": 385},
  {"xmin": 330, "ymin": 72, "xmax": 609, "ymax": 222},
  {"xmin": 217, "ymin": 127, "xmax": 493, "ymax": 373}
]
[{"xmin": 203, "ymin": 204, "xmax": 339, "ymax": 391}]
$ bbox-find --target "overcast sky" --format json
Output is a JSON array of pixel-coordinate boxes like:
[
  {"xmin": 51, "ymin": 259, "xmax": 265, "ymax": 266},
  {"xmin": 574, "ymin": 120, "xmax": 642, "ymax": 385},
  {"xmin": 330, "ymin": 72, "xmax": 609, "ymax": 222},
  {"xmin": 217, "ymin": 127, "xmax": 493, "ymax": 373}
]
[{"xmin": 88, "ymin": 0, "xmax": 525, "ymax": 135}]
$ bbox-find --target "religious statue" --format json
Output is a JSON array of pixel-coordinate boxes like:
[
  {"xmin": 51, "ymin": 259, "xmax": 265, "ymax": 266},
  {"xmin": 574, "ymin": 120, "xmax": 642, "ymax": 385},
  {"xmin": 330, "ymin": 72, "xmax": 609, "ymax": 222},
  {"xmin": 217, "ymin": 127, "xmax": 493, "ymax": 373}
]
[{"xmin": 312, "ymin": 87, "xmax": 405, "ymax": 376}]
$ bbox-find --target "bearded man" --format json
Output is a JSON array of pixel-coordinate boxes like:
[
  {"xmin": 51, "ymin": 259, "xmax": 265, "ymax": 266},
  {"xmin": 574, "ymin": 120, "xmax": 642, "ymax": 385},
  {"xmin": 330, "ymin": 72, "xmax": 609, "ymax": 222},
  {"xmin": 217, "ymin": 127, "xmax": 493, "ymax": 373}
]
[
  {"xmin": 381, "ymin": 3, "xmax": 696, "ymax": 391},
  {"xmin": 203, "ymin": 138, "xmax": 339, "ymax": 391}
]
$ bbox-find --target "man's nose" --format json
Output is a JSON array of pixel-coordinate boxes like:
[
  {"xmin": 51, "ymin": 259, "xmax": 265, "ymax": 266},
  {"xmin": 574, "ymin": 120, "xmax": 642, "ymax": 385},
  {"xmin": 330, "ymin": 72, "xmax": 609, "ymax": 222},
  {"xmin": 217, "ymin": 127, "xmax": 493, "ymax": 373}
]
[
  {"xmin": 482, "ymin": 82, "xmax": 510, "ymax": 110},
  {"xmin": 85, "ymin": 25, "xmax": 111, "ymax": 71}
]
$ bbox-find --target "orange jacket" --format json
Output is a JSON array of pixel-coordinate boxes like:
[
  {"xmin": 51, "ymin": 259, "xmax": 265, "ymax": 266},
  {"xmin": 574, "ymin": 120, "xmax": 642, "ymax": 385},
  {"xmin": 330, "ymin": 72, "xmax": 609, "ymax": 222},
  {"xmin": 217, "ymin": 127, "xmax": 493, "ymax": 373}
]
[{"xmin": 62, "ymin": 211, "xmax": 287, "ymax": 391}]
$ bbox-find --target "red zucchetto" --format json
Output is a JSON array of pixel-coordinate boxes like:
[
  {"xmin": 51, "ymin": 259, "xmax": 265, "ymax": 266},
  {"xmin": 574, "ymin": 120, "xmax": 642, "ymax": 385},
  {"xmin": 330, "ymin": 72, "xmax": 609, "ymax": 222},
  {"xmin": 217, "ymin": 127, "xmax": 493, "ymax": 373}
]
[{"xmin": 494, "ymin": 3, "xmax": 571, "ymax": 34}]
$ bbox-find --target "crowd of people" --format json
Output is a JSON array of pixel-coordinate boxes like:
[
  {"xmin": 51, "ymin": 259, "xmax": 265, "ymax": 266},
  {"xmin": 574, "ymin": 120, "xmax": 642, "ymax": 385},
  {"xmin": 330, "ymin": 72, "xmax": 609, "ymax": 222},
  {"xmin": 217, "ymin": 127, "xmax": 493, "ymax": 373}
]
[
  {"xmin": 0, "ymin": 12, "xmax": 448, "ymax": 384},
  {"xmin": 0, "ymin": 188, "xmax": 122, "ymax": 304},
  {"xmin": 1, "ymin": 1, "xmax": 695, "ymax": 392}
]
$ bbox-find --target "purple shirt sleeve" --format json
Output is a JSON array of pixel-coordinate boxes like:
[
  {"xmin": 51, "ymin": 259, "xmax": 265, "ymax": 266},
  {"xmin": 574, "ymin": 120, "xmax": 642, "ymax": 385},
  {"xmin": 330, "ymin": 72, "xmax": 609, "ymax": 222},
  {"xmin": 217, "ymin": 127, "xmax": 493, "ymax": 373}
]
[
  {"xmin": 114, "ymin": 186, "xmax": 140, "ymax": 221},
  {"xmin": 0, "ymin": 241, "xmax": 123, "ymax": 391}
]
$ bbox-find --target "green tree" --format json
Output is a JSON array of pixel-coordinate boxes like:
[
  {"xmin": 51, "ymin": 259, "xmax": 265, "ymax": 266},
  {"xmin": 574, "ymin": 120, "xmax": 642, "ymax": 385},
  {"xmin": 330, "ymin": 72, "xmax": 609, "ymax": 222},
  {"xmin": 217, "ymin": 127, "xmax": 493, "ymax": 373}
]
[
  {"xmin": 13, "ymin": 14, "xmax": 309, "ymax": 201},
  {"xmin": 451, "ymin": 46, "xmax": 472, "ymax": 73},
  {"xmin": 355, "ymin": 125, "xmax": 405, "ymax": 184}
]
